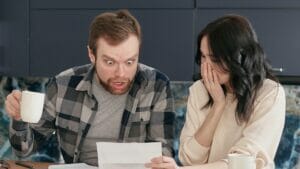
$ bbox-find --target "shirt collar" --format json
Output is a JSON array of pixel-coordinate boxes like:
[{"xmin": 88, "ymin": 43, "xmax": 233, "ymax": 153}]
[{"xmin": 75, "ymin": 64, "xmax": 95, "ymax": 96}]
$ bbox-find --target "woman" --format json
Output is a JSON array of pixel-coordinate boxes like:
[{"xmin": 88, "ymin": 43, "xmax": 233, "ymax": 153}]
[{"xmin": 145, "ymin": 14, "xmax": 285, "ymax": 169}]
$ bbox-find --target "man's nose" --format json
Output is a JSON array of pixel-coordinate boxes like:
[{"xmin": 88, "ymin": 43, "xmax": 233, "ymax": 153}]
[{"xmin": 115, "ymin": 64, "xmax": 125, "ymax": 77}]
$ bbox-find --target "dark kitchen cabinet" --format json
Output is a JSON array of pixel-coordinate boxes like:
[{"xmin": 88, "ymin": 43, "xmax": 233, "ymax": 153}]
[
  {"xmin": 1, "ymin": 0, "xmax": 299, "ymax": 81},
  {"xmin": 0, "ymin": 0, "xmax": 29, "ymax": 76},
  {"xmin": 29, "ymin": 9, "xmax": 195, "ymax": 80},
  {"xmin": 196, "ymin": 0, "xmax": 300, "ymax": 77}
]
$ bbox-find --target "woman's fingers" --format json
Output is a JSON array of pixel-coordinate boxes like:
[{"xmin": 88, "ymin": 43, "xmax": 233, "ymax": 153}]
[
  {"xmin": 212, "ymin": 69, "xmax": 219, "ymax": 84},
  {"xmin": 202, "ymin": 62, "xmax": 216, "ymax": 94},
  {"xmin": 202, "ymin": 63, "xmax": 209, "ymax": 89},
  {"xmin": 207, "ymin": 63, "xmax": 214, "ymax": 84}
]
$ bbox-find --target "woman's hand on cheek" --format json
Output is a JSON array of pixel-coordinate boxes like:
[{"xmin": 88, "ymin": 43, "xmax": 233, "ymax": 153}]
[{"xmin": 201, "ymin": 62, "xmax": 226, "ymax": 108}]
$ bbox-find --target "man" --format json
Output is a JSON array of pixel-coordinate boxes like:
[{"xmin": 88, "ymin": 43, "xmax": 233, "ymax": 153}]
[{"xmin": 5, "ymin": 10, "xmax": 175, "ymax": 166}]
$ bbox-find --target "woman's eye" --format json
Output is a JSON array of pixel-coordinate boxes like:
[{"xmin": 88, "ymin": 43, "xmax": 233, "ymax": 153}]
[{"xmin": 200, "ymin": 52, "xmax": 205, "ymax": 58}]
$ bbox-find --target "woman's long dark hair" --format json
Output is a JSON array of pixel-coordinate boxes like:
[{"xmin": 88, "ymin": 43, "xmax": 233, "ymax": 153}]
[{"xmin": 195, "ymin": 14, "xmax": 277, "ymax": 124}]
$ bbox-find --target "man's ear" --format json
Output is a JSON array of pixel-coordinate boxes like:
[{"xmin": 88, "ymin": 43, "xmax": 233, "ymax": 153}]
[{"xmin": 87, "ymin": 46, "xmax": 96, "ymax": 64}]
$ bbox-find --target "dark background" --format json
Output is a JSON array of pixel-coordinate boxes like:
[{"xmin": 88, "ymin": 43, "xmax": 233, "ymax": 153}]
[{"xmin": 0, "ymin": 0, "xmax": 299, "ymax": 81}]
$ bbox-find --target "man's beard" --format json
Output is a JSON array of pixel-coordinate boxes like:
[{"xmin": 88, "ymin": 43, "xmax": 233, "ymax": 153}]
[{"xmin": 99, "ymin": 77, "xmax": 133, "ymax": 95}]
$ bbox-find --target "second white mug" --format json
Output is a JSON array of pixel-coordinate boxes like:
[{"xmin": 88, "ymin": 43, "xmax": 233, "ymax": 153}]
[{"xmin": 228, "ymin": 153, "xmax": 255, "ymax": 169}]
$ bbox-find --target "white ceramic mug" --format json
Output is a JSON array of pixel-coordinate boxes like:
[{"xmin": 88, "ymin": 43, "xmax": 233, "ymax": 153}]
[
  {"xmin": 228, "ymin": 153, "xmax": 256, "ymax": 169},
  {"xmin": 20, "ymin": 90, "xmax": 45, "ymax": 123}
]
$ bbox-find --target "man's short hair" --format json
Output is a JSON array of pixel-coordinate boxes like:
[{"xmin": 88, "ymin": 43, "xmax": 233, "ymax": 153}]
[{"xmin": 88, "ymin": 9, "xmax": 142, "ymax": 55}]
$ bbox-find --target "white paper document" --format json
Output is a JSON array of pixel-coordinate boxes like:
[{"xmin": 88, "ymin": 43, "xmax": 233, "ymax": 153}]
[
  {"xmin": 48, "ymin": 163, "xmax": 98, "ymax": 169},
  {"xmin": 96, "ymin": 142, "xmax": 162, "ymax": 169}
]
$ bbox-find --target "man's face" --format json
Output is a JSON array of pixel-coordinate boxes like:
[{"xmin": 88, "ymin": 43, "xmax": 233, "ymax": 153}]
[{"xmin": 88, "ymin": 34, "xmax": 139, "ymax": 95}]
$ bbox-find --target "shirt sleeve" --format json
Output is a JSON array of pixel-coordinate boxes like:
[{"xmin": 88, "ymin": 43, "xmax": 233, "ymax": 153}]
[
  {"xmin": 9, "ymin": 78, "xmax": 58, "ymax": 157},
  {"xmin": 147, "ymin": 78, "xmax": 175, "ymax": 157},
  {"xmin": 228, "ymin": 83, "xmax": 286, "ymax": 169},
  {"xmin": 179, "ymin": 81, "xmax": 211, "ymax": 165}
]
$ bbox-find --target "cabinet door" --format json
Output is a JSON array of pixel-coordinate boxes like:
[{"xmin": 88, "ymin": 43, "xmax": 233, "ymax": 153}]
[
  {"xmin": 30, "ymin": 9, "xmax": 195, "ymax": 80},
  {"xmin": 30, "ymin": 10, "xmax": 91, "ymax": 76},
  {"xmin": 196, "ymin": 0, "xmax": 300, "ymax": 76},
  {"xmin": 133, "ymin": 10, "xmax": 195, "ymax": 81},
  {"xmin": 196, "ymin": 0, "xmax": 300, "ymax": 8},
  {"xmin": 0, "ymin": 0, "xmax": 29, "ymax": 76}
]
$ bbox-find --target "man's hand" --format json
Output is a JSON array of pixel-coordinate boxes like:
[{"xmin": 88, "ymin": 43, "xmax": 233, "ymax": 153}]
[
  {"xmin": 5, "ymin": 90, "xmax": 22, "ymax": 121},
  {"xmin": 145, "ymin": 156, "xmax": 180, "ymax": 169}
]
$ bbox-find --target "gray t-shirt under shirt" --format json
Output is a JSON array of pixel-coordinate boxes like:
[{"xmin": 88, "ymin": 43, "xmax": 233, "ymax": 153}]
[{"xmin": 79, "ymin": 74, "xmax": 128, "ymax": 166}]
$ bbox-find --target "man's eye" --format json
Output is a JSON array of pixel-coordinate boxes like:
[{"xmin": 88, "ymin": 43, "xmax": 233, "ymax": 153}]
[
  {"xmin": 127, "ymin": 60, "xmax": 134, "ymax": 65},
  {"xmin": 106, "ymin": 60, "xmax": 114, "ymax": 65}
]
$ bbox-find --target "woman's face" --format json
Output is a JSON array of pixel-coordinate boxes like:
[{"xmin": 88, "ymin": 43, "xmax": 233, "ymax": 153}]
[{"xmin": 200, "ymin": 36, "xmax": 231, "ymax": 87}]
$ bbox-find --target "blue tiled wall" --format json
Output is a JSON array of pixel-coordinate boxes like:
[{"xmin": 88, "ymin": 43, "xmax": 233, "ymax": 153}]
[{"xmin": 0, "ymin": 77, "xmax": 299, "ymax": 168}]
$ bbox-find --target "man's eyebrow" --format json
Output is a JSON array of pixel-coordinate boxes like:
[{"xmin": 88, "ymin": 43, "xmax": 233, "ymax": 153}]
[
  {"xmin": 127, "ymin": 54, "xmax": 138, "ymax": 60},
  {"xmin": 102, "ymin": 54, "xmax": 138, "ymax": 61},
  {"xmin": 102, "ymin": 55, "xmax": 115, "ymax": 61}
]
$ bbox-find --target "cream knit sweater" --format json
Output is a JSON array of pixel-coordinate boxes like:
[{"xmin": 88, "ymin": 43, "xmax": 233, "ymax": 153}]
[{"xmin": 179, "ymin": 79, "xmax": 286, "ymax": 169}]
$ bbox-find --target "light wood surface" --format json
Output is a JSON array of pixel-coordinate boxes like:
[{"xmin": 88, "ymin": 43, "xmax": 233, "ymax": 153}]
[{"xmin": 7, "ymin": 160, "xmax": 51, "ymax": 169}]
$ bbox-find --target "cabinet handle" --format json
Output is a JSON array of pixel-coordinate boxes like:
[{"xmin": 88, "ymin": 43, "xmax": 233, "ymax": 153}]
[{"xmin": 271, "ymin": 67, "xmax": 284, "ymax": 73}]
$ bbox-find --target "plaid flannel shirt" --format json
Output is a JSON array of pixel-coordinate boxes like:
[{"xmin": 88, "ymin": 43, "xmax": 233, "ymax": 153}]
[{"xmin": 9, "ymin": 63, "xmax": 175, "ymax": 163}]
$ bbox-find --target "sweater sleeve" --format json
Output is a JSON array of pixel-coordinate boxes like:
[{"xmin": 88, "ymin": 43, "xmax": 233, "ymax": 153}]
[
  {"xmin": 228, "ymin": 83, "xmax": 286, "ymax": 169},
  {"xmin": 179, "ymin": 81, "xmax": 211, "ymax": 165}
]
